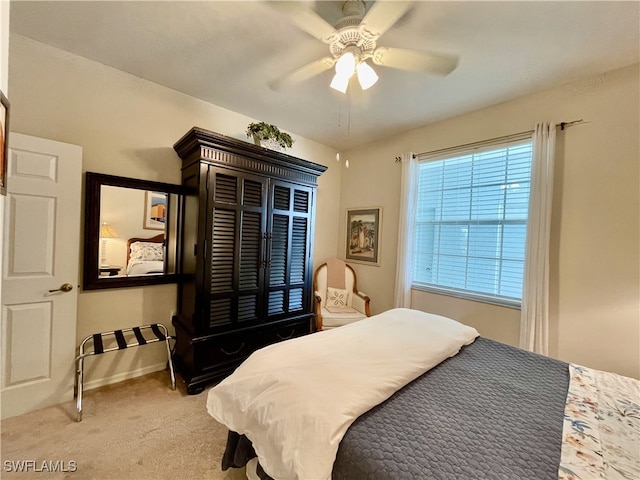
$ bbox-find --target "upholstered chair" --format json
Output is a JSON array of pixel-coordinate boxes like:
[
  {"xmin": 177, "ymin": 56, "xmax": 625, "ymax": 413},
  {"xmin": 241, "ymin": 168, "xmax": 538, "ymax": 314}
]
[{"xmin": 313, "ymin": 259, "xmax": 371, "ymax": 331}]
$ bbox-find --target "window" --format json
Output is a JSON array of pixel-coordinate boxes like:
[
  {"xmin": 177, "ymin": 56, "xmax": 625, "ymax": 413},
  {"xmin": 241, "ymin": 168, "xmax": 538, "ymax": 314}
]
[{"xmin": 412, "ymin": 139, "xmax": 533, "ymax": 307}]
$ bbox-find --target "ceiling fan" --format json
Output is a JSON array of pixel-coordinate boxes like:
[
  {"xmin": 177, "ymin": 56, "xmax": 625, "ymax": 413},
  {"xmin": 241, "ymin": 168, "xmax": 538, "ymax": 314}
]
[{"xmin": 270, "ymin": 0, "xmax": 459, "ymax": 93}]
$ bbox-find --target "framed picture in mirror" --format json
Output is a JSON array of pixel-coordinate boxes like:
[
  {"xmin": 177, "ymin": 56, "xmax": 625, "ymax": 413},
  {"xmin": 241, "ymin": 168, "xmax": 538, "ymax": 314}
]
[{"xmin": 144, "ymin": 191, "xmax": 168, "ymax": 230}]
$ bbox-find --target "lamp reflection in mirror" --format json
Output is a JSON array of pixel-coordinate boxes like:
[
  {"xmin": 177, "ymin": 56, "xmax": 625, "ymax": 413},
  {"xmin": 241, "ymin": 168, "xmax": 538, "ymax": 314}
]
[{"xmin": 99, "ymin": 222, "xmax": 119, "ymax": 267}]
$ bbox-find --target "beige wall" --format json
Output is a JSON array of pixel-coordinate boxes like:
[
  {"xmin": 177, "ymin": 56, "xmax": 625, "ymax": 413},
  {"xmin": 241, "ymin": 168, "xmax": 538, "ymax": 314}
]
[
  {"xmin": 0, "ymin": 3, "xmax": 7, "ymax": 93},
  {"xmin": 8, "ymin": 33, "xmax": 639, "ymax": 385},
  {"xmin": 341, "ymin": 64, "xmax": 639, "ymax": 379},
  {"xmin": 8, "ymin": 35, "xmax": 342, "ymax": 387},
  {"xmin": 0, "ymin": 0, "xmax": 8, "ymax": 326}
]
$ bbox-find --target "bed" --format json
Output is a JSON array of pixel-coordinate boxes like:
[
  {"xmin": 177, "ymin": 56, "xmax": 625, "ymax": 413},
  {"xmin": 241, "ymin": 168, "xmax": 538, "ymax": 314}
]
[
  {"xmin": 125, "ymin": 234, "xmax": 165, "ymax": 276},
  {"xmin": 207, "ymin": 308, "xmax": 640, "ymax": 480}
]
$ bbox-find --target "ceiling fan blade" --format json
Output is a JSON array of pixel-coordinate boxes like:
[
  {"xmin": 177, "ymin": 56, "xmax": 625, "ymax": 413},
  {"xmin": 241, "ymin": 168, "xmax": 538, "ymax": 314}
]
[
  {"xmin": 359, "ymin": 1, "xmax": 412, "ymax": 39},
  {"xmin": 269, "ymin": 57, "xmax": 336, "ymax": 91},
  {"xmin": 270, "ymin": 2, "xmax": 338, "ymax": 43},
  {"xmin": 372, "ymin": 47, "xmax": 459, "ymax": 75}
]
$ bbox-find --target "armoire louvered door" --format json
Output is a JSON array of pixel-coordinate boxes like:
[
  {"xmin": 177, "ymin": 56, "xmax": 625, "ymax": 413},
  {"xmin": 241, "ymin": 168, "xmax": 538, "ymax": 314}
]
[
  {"xmin": 172, "ymin": 127, "xmax": 326, "ymax": 394},
  {"xmin": 207, "ymin": 168, "xmax": 268, "ymax": 330},
  {"xmin": 265, "ymin": 181, "xmax": 313, "ymax": 322}
]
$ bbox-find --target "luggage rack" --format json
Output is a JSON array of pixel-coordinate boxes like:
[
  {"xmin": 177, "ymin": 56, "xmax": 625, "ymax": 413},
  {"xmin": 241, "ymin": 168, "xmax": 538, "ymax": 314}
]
[{"xmin": 74, "ymin": 323, "xmax": 176, "ymax": 422}]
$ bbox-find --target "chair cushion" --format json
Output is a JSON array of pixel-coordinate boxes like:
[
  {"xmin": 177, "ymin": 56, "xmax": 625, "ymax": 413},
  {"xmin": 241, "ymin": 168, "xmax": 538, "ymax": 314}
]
[
  {"xmin": 326, "ymin": 287, "xmax": 350, "ymax": 307},
  {"xmin": 314, "ymin": 263, "xmax": 356, "ymax": 308},
  {"xmin": 321, "ymin": 307, "xmax": 367, "ymax": 329},
  {"xmin": 325, "ymin": 305, "xmax": 357, "ymax": 314}
]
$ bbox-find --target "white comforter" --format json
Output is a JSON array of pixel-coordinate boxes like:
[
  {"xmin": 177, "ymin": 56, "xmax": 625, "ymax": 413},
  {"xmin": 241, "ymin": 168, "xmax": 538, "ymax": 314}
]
[
  {"xmin": 206, "ymin": 308, "xmax": 479, "ymax": 480},
  {"xmin": 125, "ymin": 260, "xmax": 163, "ymax": 276}
]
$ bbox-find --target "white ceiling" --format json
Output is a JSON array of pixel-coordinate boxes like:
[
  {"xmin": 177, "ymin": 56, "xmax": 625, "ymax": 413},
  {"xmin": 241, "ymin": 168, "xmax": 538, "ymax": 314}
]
[{"xmin": 10, "ymin": 1, "xmax": 640, "ymax": 150}]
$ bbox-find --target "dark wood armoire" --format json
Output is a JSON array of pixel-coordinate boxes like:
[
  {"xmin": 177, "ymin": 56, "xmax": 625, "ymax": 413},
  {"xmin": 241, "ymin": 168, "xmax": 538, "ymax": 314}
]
[{"xmin": 172, "ymin": 127, "xmax": 327, "ymax": 394}]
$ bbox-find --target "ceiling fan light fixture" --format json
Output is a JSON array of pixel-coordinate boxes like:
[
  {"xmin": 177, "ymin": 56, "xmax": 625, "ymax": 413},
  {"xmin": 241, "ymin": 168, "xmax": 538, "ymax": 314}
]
[
  {"xmin": 330, "ymin": 72, "xmax": 350, "ymax": 93},
  {"xmin": 356, "ymin": 61, "xmax": 379, "ymax": 90},
  {"xmin": 334, "ymin": 51, "xmax": 357, "ymax": 76},
  {"xmin": 273, "ymin": 2, "xmax": 460, "ymax": 93}
]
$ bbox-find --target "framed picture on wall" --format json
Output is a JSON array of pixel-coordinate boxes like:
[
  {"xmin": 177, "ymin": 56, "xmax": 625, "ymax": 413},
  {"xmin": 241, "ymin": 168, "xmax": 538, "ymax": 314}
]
[
  {"xmin": 0, "ymin": 91, "xmax": 10, "ymax": 196},
  {"xmin": 345, "ymin": 207, "xmax": 382, "ymax": 266},
  {"xmin": 143, "ymin": 191, "xmax": 168, "ymax": 230}
]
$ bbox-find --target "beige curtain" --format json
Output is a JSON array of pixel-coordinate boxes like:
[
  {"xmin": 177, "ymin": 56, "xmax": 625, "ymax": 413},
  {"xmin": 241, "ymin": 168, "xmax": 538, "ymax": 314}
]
[
  {"xmin": 394, "ymin": 152, "xmax": 417, "ymax": 308},
  {"xmin": 520, "ymin": 123, "xmax": 556, "ymax": 355}
]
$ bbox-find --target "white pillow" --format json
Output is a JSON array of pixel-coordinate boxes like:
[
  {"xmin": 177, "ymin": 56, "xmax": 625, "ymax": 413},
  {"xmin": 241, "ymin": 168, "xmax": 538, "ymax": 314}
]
[
  {"xmin": 130, "ymin": 242, "xmax": 164, "ymax": 261},
  {"xmin": 326, "ymin": 287, "xmax": 350, "ymax": 307}
]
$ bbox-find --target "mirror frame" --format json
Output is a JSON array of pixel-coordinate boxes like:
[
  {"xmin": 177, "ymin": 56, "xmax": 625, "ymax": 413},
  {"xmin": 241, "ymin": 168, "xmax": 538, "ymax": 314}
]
[{"xmin": 83, "ymin": 172, "xmax": 185, "ymax": 290}]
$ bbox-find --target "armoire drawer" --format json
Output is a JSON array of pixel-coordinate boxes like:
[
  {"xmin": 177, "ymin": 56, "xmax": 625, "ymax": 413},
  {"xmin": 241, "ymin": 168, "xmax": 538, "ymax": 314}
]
[
  {"xmin": 261, "ymin": 318, "xmax": 311, "ymax": 346},
  {"xmin": 195, "ymin": 331, "xmax": 261, "ymax": 372}
]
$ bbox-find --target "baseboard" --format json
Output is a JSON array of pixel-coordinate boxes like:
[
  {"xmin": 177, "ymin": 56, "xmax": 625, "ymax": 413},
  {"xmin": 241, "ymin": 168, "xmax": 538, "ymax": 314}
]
[{"xmin": 83, "ymin": 363, "xmax": 168, "ymax": 391}]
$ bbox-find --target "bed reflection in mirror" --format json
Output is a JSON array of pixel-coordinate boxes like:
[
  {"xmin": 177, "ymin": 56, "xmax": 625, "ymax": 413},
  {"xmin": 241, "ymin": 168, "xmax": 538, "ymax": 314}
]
[{"xmin": 84, "ymin": 173, "xmax": 184, "ymax": 290}]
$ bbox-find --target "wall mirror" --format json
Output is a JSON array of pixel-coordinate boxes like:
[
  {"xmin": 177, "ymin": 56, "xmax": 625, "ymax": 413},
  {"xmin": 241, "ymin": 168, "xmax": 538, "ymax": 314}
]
[{"xmin": 83, "ymin": 172, "xmax": 185, "ymax": 290}]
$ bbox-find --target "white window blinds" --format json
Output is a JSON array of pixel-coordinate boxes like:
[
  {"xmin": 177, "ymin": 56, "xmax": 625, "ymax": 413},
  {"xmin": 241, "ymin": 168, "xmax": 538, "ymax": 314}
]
[{"xmin": 412, "ymin": 139, "xmax": 533, "ymax": 306}]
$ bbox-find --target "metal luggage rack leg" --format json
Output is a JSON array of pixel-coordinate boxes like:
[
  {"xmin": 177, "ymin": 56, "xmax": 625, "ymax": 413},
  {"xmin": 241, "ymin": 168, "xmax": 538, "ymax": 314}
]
[{"xmin": 74, "ymin": 323, "xmax": 176, "ymax": 422}]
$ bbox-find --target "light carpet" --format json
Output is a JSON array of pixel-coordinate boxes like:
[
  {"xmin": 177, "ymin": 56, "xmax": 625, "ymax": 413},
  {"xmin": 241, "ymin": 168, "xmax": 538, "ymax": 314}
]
[{"xmin": 0, "ymin": 371, "xmax": 245, "ymax": 480}]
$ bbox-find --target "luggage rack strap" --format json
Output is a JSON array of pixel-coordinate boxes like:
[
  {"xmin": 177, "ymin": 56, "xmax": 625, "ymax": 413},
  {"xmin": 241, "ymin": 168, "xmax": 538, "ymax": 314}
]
[{"xmin": 76, "ymin": 323, "xmax": 172, "ymax": 359}]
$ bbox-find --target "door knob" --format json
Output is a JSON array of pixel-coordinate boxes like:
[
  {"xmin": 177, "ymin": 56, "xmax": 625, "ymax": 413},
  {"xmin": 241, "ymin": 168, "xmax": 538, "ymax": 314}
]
[{"xmin": 49, "ymin": 283, "xmax": 74, "ymax": 293}]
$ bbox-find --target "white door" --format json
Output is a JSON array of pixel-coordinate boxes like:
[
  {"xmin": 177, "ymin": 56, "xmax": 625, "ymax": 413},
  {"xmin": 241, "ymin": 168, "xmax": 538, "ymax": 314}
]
[{"xmin": 1, "ymin": 133, "xmax": 82, "ymax": 419}]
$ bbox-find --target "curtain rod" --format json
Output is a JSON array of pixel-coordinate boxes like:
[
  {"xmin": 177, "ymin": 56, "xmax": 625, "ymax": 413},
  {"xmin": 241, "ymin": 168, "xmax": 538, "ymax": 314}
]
[
  {"xmin": 397, "ymin": 119, "xmax": 585, "ymax": 162},
  {"xmin": 559, "ymin": 118, "xmax": 584, "ymax": 130}
]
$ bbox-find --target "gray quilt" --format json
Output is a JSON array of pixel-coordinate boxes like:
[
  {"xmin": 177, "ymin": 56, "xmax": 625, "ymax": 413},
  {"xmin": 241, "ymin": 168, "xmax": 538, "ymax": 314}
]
[{"xmin": 222, "ymin": 337, "xmax": 570, "ymax": 480}]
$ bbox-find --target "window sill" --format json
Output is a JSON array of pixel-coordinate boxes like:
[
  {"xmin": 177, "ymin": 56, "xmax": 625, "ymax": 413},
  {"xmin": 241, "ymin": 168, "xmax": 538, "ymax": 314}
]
[{"xmin": 411, "ymin": 284, "xmax": 521, "ymax": 310}]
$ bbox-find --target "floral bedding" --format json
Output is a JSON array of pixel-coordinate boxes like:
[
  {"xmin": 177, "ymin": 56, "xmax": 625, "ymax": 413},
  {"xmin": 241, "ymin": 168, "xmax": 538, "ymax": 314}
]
[{"xmin": 558, "ymin": 364, "xmax": 640, "ymax": 480}]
